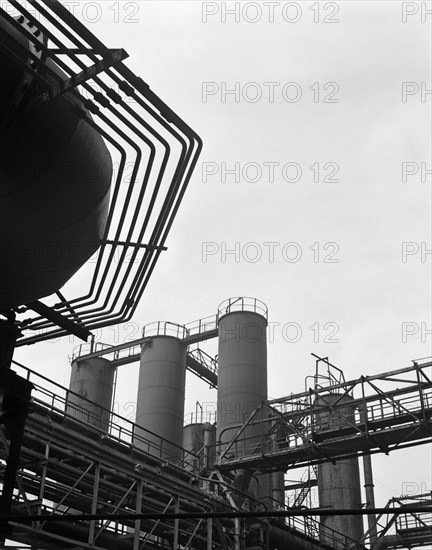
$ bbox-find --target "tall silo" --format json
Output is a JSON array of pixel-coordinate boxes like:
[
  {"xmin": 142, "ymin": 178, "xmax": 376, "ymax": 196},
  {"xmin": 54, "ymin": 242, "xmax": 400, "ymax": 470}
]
[
  {"xmin": 271, "ymin": 471, "xmax": 286, "ymax": 507},
  {"xmin": 216, "ymin": 298, "xmax": 272, "ymax": 502},
  {"xmin": 315, "ymin": 392, "xmax": 363, "ymax": 542},
  {"xmin": 0, "ymin": 17, "xmax": 112, "ymax": 311},
  {"xmin": 67, "ymin": 357, "xmax": 115, "ymax": 431},
  {"xmin": 134, "ymin": 323, "xmax": 187, "ymax": 462}
]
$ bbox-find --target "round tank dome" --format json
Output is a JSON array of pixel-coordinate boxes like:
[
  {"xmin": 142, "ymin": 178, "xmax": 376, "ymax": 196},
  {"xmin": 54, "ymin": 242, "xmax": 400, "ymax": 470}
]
[{"xmin": 0, "ymin": 18, "xmax": 112, "ymax": 309}]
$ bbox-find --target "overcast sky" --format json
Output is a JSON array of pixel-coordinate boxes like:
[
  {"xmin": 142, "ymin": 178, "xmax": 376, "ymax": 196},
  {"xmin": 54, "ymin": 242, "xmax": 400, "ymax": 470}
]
[{"xmin": 14, "ymin": 0, "xmax": 431, "ymax": 520}]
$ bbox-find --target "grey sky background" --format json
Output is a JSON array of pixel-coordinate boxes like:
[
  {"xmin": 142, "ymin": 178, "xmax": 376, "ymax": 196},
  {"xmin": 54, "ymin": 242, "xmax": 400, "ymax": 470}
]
[{"xmin": 14, "ymin": 0, "xmax": 431, "ymax": 517}]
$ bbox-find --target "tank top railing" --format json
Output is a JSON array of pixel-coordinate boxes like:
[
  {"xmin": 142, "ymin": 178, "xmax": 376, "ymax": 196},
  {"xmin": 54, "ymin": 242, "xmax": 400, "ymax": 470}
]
[
  {"xmin": 71, "ymin": 323, "xmax": 191, "ymax": 365},
  {"xmin": 217, "ymin": 296, "xmax": 268, "ymax": 320},
  {"xmin": 184, "ymin": 410, "xmax": 217, "ymax": 426},
  {"xmin": 71, "ymin": 341, "xmax": 119, "ymax": 362},
  {"xmin": 69, "ymin": 297, "xmax": 268, "ymax": 357},
  {"xmin": 142, "ymin": 321, "xmax": 189, "ymax": 339}
]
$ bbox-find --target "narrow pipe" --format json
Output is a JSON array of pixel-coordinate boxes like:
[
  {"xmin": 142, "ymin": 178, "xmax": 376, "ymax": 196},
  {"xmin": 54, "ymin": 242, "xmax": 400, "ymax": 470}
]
[{"xmin": 363, "ymin": 453, "xmax": 378, "ymax": 545}]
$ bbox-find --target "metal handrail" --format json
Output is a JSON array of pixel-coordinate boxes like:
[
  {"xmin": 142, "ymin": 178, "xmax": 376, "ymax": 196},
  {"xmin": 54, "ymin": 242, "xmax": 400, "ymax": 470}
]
[
  {"xmin": 71, "ymin": 342, "xmax": 116, "ymax": 362},
  {"xmin": 11, "ymin": 360, "xmax": 201, "ymax": 472},
  {"xmin": 142, "ymin": 321, "xmax": 189, "ymax": 339},
  {"xmin": 362, "ymin": 495, "xmax": 432, "ymax": 546},
  {"xmin": 184, "ymin": 410, "xmax": 217, "ymax": 426},
  {"xmin": 217, "ymin": 297, "xmax": 268, "ymax": 321},
  {"xmin": 184, "ymin": 315, "xmax": 218, "ymax": 338},
  {"xmin": 216, "ymin": 362, "xmax": 432, "ymax": 465},
  {"xmin": 219, "ymin": 389, "xmax": 432, "ymax": 460}
]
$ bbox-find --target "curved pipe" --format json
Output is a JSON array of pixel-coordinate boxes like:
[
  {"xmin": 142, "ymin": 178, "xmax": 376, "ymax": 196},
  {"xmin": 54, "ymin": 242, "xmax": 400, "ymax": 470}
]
[
  {"xmin": 27, "ymin": 3, "xmax": 193, "ymax": 324},
  {"xmin": 2, "ymin": 2, "xmax": 202, "ymax": 343}
]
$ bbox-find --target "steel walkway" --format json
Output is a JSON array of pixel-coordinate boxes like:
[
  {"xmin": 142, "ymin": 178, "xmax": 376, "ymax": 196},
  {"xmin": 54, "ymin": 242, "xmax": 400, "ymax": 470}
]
[
  {"xmin": 0, "ymin": 362, "xmax": 359, "ymax": 550},
  {"xmin": 70, "ymin": 313, "xmax": 220, "ymax": 387},
  {"xmin": 216, "ymin": 361, "xmax": 432, "ymax": 472},
  {"xmin": 72, "ymin": 339, "xmax": 218, "ymax": 388}
]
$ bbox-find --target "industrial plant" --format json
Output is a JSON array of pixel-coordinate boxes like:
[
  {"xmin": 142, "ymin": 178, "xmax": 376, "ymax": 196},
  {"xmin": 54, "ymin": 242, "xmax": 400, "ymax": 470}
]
[{"xmin": 0, "ymin": 1, "xmax": 431, "ymax": 549}]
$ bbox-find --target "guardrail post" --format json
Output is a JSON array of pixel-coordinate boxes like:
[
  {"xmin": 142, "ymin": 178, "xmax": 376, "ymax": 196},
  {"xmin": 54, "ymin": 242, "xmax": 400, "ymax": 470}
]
[
  {"xmin": 173, "ymin": 496, "xmax": 180, "ymax": 549},
  {"xmin": 133, "ymin": 479, "xmax": 143, "ymax": 550}
]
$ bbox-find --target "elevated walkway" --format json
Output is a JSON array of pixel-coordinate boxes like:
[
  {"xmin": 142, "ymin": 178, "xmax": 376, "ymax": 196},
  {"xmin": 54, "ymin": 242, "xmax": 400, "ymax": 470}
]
[
  {"xmin": 1, "ymin": 361, "xmax": 359, "ymax": 550},
  {"xmin": 69, "ymin": 297, "xmax": 269, "ymax": 386},
  {"xmin": 216, "ymin": 361, "xmax": 432, "ymax": 472}
]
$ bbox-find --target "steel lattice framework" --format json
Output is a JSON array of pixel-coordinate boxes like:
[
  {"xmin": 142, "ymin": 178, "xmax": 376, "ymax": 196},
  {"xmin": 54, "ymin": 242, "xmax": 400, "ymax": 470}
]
[
  {"xmin": 0, "ymin": 361, "xmax": 361, "ymax": 550},
  {"xmin": 361, "ymin": 495, "xmax": 432, "ymax": 549},
  {"xmin": 1, "ymin": 358, "xmax": 431, "ymax": 549},
  {"xmin": 215, "ymin": 360, "xmax": 432, "ymax": 472}
]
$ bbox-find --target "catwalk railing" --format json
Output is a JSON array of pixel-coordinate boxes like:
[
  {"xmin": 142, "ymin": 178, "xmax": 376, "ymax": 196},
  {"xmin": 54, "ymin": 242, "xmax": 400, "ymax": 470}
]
[
  {"xmin": 362, "ymin": 495, "xmax": 432, "ymax": 549},
  {"xmin": 71, "ymin": 340, "xmax": 218, "ymax": 386},
  {"xmin": 68, "ymin": 295, "xmax": 270, "ymax": 373},
  {"xmin": 216, "ymin": 360, "xmax": 432, "ymax": 472},
  {"xmin": 10, "ymin": 360, "xmax": 200, "ymax": 470},
  {"xmin": 0, "ymin": 361, "xmax": 361, "ymax": 550}
]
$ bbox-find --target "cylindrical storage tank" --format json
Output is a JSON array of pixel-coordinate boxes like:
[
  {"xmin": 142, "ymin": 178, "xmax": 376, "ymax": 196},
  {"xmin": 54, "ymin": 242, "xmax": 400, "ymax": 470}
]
[
  {"xmin": 183, "ymin": 423, "xmax": 204, "ymax": 471},
  {"xmin": 0, "ymin": 17, "xmax": 112, "ymax": 310},
  {"xmin": 203, "ymin": 421, "xmax": 217, "ymax": 470},
  {"xmin": 216, "ymin": 298, "xmax": 268, "ymax": 500},
  {"xmin": 135, "ymin": 326, "xmax": 187, "ymax": 462},
  {"xmin": 67, "ymin": 358, "xmax": 115, "ymax": 431},
  {"xmin": 315, "ymin": 393, "xmax": 363, "ymax": 542},
  {"xmin": 256, "ymin": 431, "xmax": 286, "ymax": 508},
  {"xmin": 271, "ymin": 471, "xmax": 286, "ymax": 507},
  {"xmin": 182, "ymin": 423, "xmax": 204, "ymax": 470},
  {"xmin": 270, "ymin": 427, "xmax": 286, "ymax": 507},
  {"xmin": 182, "ymin": 421, "xmax": 217, "ymax": 472},
  {"xmin": 251, "ymin": 471, "xmax": 285, "ymax": 509}
]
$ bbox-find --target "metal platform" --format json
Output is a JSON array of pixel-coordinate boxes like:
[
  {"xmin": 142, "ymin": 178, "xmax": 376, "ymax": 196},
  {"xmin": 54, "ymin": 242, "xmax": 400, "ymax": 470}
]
[{"xmin": 216, "ymin": 361, "xmax": 432, "ymax": 472}]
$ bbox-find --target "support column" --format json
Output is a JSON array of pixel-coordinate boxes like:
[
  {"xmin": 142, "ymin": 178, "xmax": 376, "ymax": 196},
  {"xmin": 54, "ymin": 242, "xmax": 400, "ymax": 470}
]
[
  {"xmin": 133, "ymin": 479, "xmax": 143, "ymax": 550},
  {"xmin": 316, "ymin": 393, "xmax": 363, "ymax": 542},
  {"xmin": 173, "ymin": 496, "xmax": 180, "ymax": 550},
  {"xmin": 88, "ymin": 462, "xmax": 101, "ymax": 545},
  {"xmin": 0, "ymin": 316, "xmax": 33, "ymax": 541},
  {"xmin": 0, "ymin": 316, "xmax": 20, "ymax": 369},
  {"xmin": 37, "ymin": 441, "xmax": 50, "ymax": 528},
  {"xmin": 207, "ymin": 518, "xmax": 213, "ymax": 550},
  {"xmin": 363, "ymin": 453, "xmax": 378, "ymax": 545}
]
